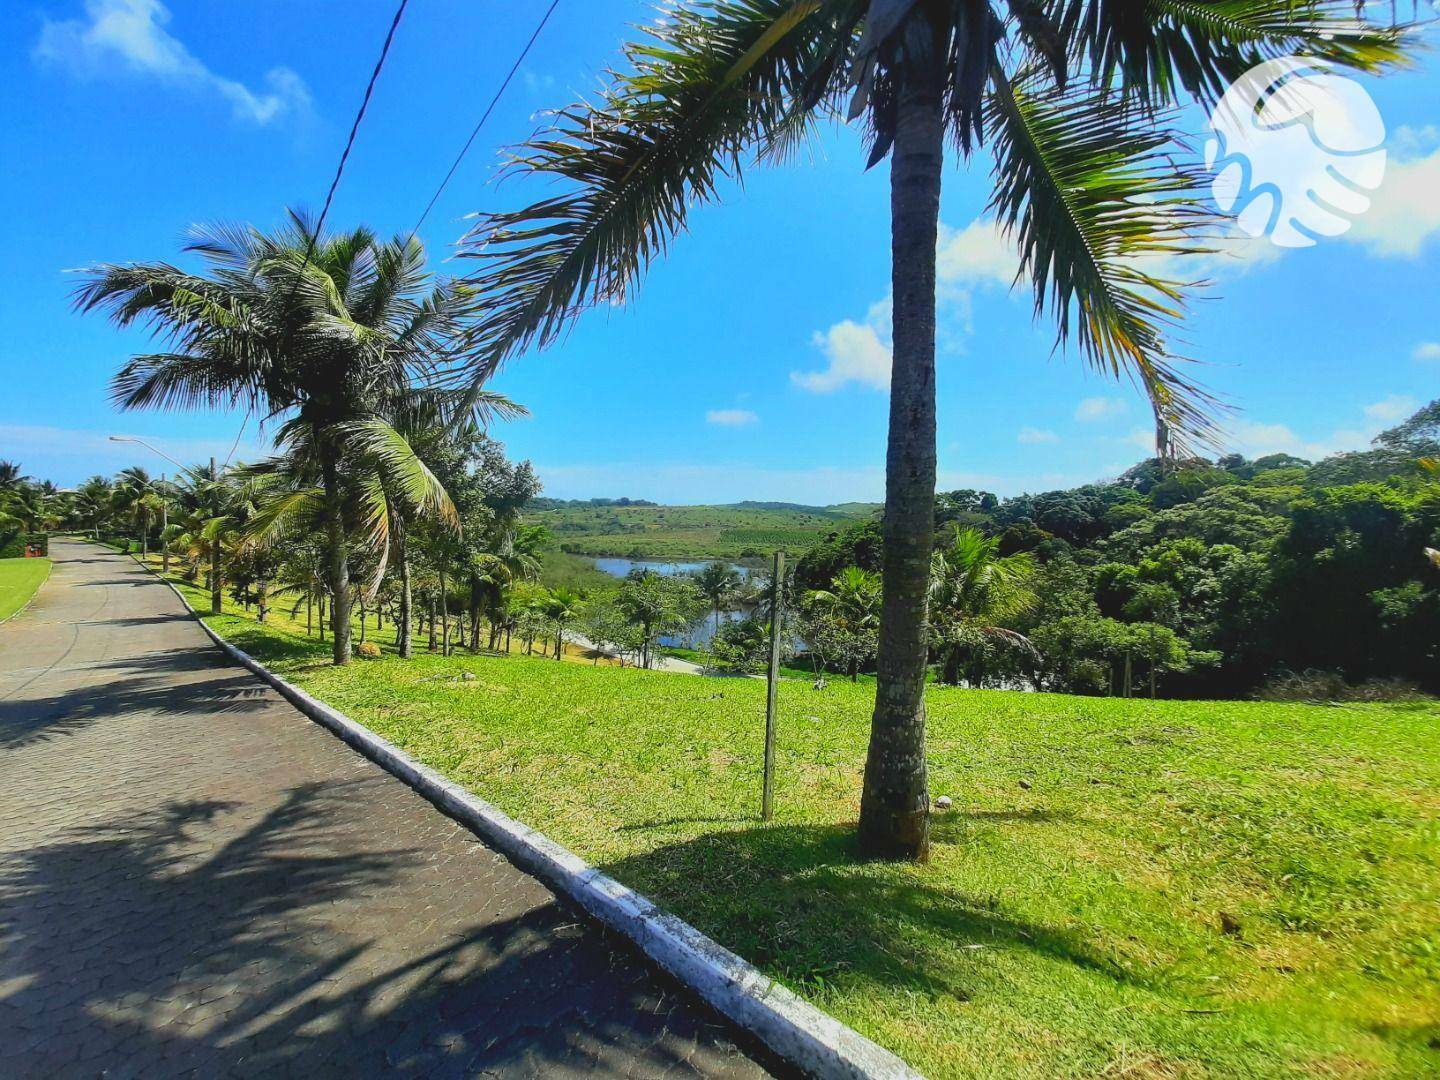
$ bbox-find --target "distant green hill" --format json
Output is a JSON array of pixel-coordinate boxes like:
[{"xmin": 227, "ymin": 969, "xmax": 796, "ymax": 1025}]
[
  {"xmin": 532, "ymin": 501, "xmax": 871, "ymax": 560},
  {"xmin": 722, "ymin": 500, "xmax": 879, "ymax": 518}
]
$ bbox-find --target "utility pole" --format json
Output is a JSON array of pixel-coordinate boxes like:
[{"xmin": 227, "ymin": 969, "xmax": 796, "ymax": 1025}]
[
  {"xmin": 209, "ymin": 456, "xmax": 221, "ymax": 615},
  {"xmin": 762, "ymin": 551, "xmax": 785, "ymax": 822},
  {"xmin": 159, "ymin": 473, "xmax": 169, "ymax": 575}
]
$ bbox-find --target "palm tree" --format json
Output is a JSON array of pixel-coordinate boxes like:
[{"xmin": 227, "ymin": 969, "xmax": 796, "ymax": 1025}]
[
  {"xmin": 452, "ymin": 1, "xmax": 1406, "ymax": 859},
  {"xmin": 808, "ymin": 566, "xmax": 883, "ymax": 681},
  {"xmin": 72, "ymin": 476, "xmax": 113, "ymax": 538},
  {"xmin": 77, "ymin": 213, "xmax": 484, "ymax": 664},
  {"xmin": 0, "ymin": 461, "xmax": 30, "ymax": 493},
  {"xmin": 694, "ymin": 561, "xmax": 744, "ymax": 637},
  {"xmin": 113, "ymin": 466, "xmax": 159, "ymax": 557},
  {"xmin": 928, "ymin": 526, "xmax": 1037, "ymax": 686},
  {"xmin": 543, "ymin": 587, "xmax": 586, "ymax": 660}
]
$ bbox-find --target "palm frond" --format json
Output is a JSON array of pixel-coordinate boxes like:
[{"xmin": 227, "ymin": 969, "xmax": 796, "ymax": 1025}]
[
  {"xmin": 454, "ymin": 0, "xmax": 859, "ymax": 383},
  {"xmin": 1053, "ymin": 0, "xmax": 1410, "ymax": 104},
  {"xmin": 241, "ymin": 487, "xmax": 324, "ymax": 548},
  {"xmin": 111, "ymin": 352, "xmax": 265, "ymax": 413},
  {"xmin": 986, "ymin": 69, "xmax": 1223, "ymax": 451},
  {"xmin": 340, "ymin": 419, "xmax": 458, "ymax": 530}
]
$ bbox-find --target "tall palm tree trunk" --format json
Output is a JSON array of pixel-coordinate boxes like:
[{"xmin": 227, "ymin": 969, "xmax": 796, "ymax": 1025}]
[
  {"xmin": 858, "ymin": 39, "xmax": 943, "ymax": 862},
  {"xmin": 322, "ymin": 454, "xmax": 352, "ymax": 665},
  {"xmin": 396, "ymin": 519, "xmax": 413, "ymax": 659}
]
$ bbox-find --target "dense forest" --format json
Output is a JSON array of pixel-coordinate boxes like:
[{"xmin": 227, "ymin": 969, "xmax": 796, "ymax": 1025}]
[{"xmin": 795, "ymin": 402, "xmax": 1440, "ymax": 699}]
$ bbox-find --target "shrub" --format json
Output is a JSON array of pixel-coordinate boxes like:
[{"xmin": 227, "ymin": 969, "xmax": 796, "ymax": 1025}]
[
  {"xmin": 355, "ymin": 641, "xmax": 382, "ymax": 660},
  {"xmin": 1256, "ymin": 669, "xmax": 1432, "ymax": 704}
]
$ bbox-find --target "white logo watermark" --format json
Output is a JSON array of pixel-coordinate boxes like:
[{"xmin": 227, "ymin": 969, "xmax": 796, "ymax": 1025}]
[{"xmin": 1205, "ymin": 56, "xmax": 1387, "ymax": 248}]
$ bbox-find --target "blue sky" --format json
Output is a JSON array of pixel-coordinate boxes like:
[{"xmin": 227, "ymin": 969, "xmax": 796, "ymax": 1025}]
[{"xmin": 2, "ymin": 0, "xmax": 1437, "ymax": 502}]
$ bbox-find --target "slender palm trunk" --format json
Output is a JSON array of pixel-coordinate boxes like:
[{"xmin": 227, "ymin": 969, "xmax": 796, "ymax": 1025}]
[
  {"xmin": 257, "ymin": 579, "xmax": 269, "ymax": 624},
  {"xmin": 858, "ymin": 32, "xmax": 943, "ymax": 862},
  {"xmin": 439, "ymin": 565, "xmax": 449, "ymax": 656},
  {"xmin": 322, "ymin": 453, "xmax": 352, "ymax": 665},
  {"xmin": 396, "ymin": 520, "xmax": 413, "ymax": 659}
]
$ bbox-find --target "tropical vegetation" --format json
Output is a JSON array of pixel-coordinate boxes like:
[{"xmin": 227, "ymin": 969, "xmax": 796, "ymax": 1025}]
[{"xmin": 451, "ymin": 0, "xmax": 1414, "ymax": 859}]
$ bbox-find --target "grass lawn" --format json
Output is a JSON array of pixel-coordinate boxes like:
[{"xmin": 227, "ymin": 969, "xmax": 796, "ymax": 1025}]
[
  {"xmin": 161, "ymin": 565, "xmax": 1440, "ymax": 1078},
  {"xmin": 0, "ymin": 558, "xmax": 50, "ymax": 622}
]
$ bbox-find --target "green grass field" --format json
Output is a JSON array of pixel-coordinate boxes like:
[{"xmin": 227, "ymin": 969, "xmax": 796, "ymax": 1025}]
[
  {"xmin": 535, "ymin": 502, "xmax": 875, "ymax": 559},
  {"xmin": 0, "ymin": 558, "xmax": 50, "ymax": 622},
  {"xmin": 164, "ymin": 567, "xmax": 1440, "ymax": 1078}
]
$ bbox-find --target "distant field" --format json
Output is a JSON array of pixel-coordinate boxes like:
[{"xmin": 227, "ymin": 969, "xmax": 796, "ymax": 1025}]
[
  {"xmin": 0, "ymin": 558, "xmax": 50, "ymax": 622},
  {"xmin": 535, "ymin": 502, "xmax": 878, "ymax": 559}
]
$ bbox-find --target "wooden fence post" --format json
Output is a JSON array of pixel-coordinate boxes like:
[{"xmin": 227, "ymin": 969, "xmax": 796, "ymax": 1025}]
[{"xmin": 762, "ymin": 551, "xmax": 785, "ymax": 822}]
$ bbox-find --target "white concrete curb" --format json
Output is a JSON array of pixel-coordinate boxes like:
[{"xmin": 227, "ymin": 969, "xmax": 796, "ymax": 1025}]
[{"xmin": 129, "ymin": 551, "xmax": 923, "ymax": 1080}]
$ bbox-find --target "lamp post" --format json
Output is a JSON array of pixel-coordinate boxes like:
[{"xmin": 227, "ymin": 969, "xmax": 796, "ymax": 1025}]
[{"xmin": 110, "ymin": 436, "xmax": 184, "ymax": 572}]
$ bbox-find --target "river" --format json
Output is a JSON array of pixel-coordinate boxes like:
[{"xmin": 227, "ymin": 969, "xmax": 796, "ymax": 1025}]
[{"xmin": 589, "ymin": 556, "xmax": 761, "ymax": 648}]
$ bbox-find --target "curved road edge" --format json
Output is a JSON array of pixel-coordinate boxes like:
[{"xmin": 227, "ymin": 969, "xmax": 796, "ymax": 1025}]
[{"xmin": 134, "ymin": 551, "xmax": 924, "ymax": 1080}]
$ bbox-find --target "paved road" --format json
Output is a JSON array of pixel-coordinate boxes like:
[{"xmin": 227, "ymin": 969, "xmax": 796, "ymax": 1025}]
[{"xmin": 0, "ymin": 540, "xmax": 773, "ymax": 1078}]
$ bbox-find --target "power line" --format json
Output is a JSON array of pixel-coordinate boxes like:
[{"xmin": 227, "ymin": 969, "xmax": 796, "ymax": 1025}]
[
  {"xmin": 299, "ymin": 0, "xmax": 411, "ymax": 267},
  {"xmin": 404, "ymin": 0, "xmax": 562, "ymax": 248}
]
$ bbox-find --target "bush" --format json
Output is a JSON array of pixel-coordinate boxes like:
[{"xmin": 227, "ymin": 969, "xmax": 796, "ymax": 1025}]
[
  {"xmin": 355, "ymin": 641, "xmax": 382, "ymax": 660},
  {"xmin": 1256, "ymin": 669, "xmax": 1432, "ymax": 704},
  {"xmin": 0, "ymin": 531, "xmax": 47, "ymax": 559}
]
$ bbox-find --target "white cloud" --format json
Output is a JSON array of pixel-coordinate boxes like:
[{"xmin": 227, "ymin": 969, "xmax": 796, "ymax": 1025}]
[
  {"xmin": 1345, "ymin": 139, "xmax": 1440, "ymax": 258},
  {"xmin": 1122, "ymin": 427, "xmax": 1156, "ymax": 451},
  {"xmin": 935, "ymin": 220, "xmax": 1018, "ymax": 287},
  {"xmin": 1224, "ymin": 395, "xmax": 1418, "ymax": 460},
  {"xmin": 1016, "ymin": 426, "xmax": 1059, "ymax": 445},
  {"xmin": 1393, "ymin": 124, "xmax": 1440, "ymax": 158},
  {"xmin": 34, "ymin": 0, "xmax": 310, "ymax": 124},
  {"xmin": 796, "ymin": 219, "xmax": 1019, "ymax": 394},
  {"xmin": 1226, "ymin": 419, "xmax": 1366, "ymax": 461},
  {"xmin": 1075, "ymin": 396, "xmax": 1128, "ymax": 422},
  {"xmin": 705, "ymin": 409, "xmax": 758, "ymax": 427},
  {"xmin": 1363, "ymin": 394, "xmax": 1417, "ymax": 423},
  {"xmin": 1412, "ymin": 342, "xmax": 1440, "ymax": 362},
  {"xmin": 793, "ymin": 314, "xmax": 892, "ymax": 393}
]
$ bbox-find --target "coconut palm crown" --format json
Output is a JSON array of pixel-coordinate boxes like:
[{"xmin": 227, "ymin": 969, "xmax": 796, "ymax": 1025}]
[{"xmin": 74, "ymin": 212, "xmax": 496, "ymax": 664}]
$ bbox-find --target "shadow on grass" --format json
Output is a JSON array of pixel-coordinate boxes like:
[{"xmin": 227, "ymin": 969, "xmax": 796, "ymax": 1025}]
[{"xmin": 601, "ymin": 820, "xmax": 1134, "ymax": 1001}]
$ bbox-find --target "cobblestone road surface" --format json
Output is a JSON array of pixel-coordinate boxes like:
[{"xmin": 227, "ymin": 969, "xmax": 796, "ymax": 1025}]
[{"xmin": 0, "ymin": 540, "xmax": 772, "ymax": 1078}]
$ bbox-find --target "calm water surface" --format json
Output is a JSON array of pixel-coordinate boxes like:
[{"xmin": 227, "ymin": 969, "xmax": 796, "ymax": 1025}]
[{"xmin": 590, "ymin": 557, "xmax": 761, "ymax": 647}]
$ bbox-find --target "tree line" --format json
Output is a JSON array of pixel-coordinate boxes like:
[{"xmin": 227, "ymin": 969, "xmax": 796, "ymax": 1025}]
[{"xmin": 790, "ymin": 407, "xmax": 1440, "ymax": 699}]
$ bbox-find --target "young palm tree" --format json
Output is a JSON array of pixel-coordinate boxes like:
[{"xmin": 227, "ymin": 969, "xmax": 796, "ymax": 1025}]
[
  {"xmin": 543, "ymin": 587, "xmax": 587, "ymax": 659},
  {"xmin": 928, "ymin": 526, "xmax": 1037, "ymax": 685},
  {"xmin": 77, "ymin": 214, "xmax": 484, "ymax": 664},
  {"xmin": 72, "ymin": 476, "xmax": 113, "ymax": 538},
  {"xmin": 808, "ymin": 565, "xmax": 883, "ymax": 680},
  {"xmin": 695, "ymin": 561, "xmax": 745, "ymax": 636},
  {"xmin": 453, "ymin": 1, "xmax": 1406, "ymax": 859}
]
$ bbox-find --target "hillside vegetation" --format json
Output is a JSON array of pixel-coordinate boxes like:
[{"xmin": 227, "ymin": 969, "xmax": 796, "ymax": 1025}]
[{"xmin": 533, "ymin": 501, "xmax": 878, "ymax": 560}]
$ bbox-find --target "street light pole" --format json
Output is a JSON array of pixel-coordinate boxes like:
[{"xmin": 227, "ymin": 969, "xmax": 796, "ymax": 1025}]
[
  {"xmin": 209, "ymin": 456, "xmax": 220, "ymax": 615},
  {"xmin": 108, "ymin": 434, "xmax": 187, "ymax": 473},
  {"xmin": 160, "ymin": 473, "xmax": 169, "ymax": 575}
]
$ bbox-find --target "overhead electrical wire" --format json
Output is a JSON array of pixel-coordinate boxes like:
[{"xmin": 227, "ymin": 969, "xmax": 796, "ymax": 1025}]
[{"xmin": 404, "ymin": 0, "xmax": 563, "ymax": 248}]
